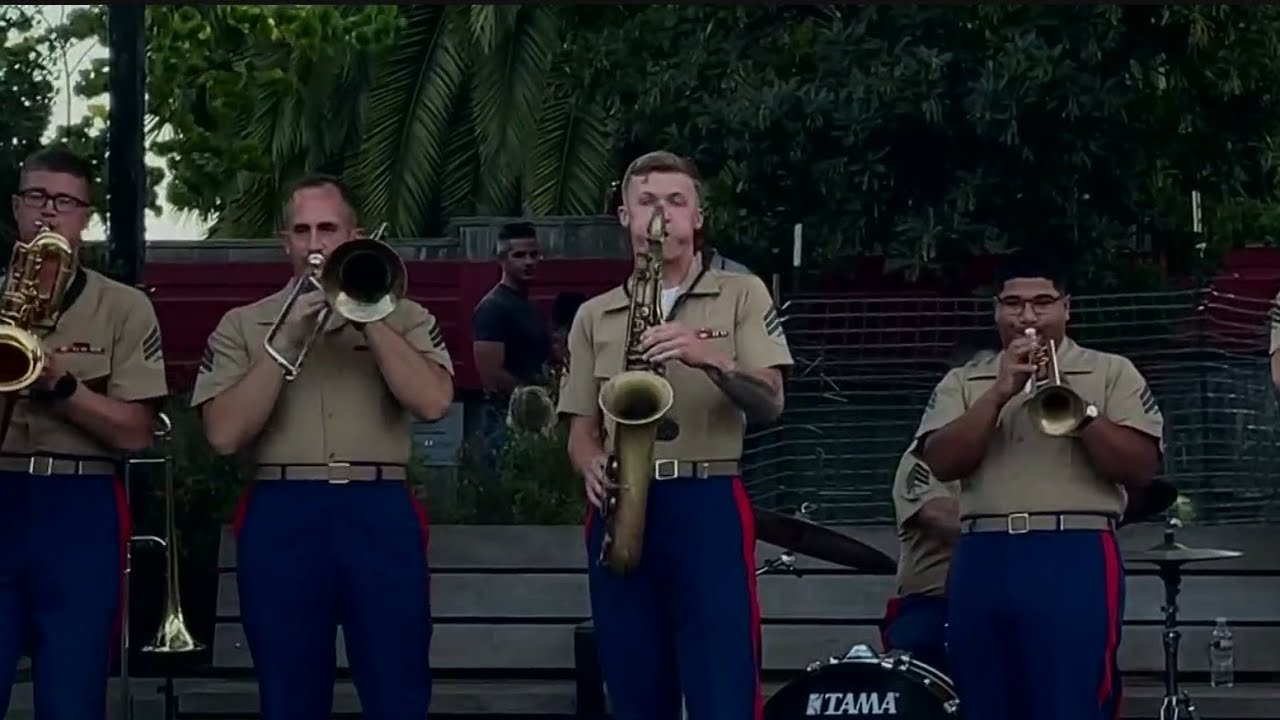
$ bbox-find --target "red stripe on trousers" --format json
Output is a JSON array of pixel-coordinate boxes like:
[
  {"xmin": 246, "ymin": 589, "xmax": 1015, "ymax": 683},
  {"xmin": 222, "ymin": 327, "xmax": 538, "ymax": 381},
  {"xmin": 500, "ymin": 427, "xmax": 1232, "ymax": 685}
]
[
  {"xmin": 405, "ymin": 483, "xmax": 431, "ymax": 550},
  {"xmin": 1098, "ymin": 531, "xmax": 1123, "ymax": 715},
  {"xmin": 730, "ymin": 478, "xmax": 764, "ymax": 720},
  {"xmin": 111, "ymin": 475, "xmax": 132, "ymax": 664},
  {"xmin": 881, "ymin": 596, "xmax": 903, "ymax": 652}
]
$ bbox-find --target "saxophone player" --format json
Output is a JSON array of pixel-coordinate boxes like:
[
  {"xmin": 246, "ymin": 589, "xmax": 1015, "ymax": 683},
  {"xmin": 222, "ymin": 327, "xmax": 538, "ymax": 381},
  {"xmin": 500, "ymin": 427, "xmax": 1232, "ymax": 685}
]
[
  {"xmin": 0, "ymin": 148, "xmax": 168, "ymax": 719},
  {"xmin": 558, "ymin": 150, "xmax": 793, "ymax": 720}
]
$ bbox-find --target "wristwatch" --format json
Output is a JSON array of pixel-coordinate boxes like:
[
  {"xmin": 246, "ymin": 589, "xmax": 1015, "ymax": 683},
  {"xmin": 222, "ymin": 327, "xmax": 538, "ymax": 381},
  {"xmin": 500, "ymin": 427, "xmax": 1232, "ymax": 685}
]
[
  {"xmin": 1077, "ymin": 402, "xmax": 1100, "ymax": 431},
  {"xmin": 34, "ymin": 372, "xmax": 78, "ymax": 404}
]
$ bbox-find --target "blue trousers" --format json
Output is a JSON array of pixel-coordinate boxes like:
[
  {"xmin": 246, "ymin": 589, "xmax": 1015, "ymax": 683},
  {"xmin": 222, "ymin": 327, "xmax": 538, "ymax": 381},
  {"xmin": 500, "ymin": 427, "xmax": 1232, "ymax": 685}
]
[
  {"xmin": 946, "ymin": 529, "xmax": 1124, "ymax": 720},
  {"xmin": 882, "ymin": 593, "xmax": 949, "ymax": 674},
  {"xmin": 586, "ymin": 475, "xmax": 761, "ymax": 720},
  {"xmin": 235, "ymin": 480, "xmax": 432, "ymax": 720},
  {"xmin": 0, "ymin": 470, "xmax": 128, "ymax": 720}
]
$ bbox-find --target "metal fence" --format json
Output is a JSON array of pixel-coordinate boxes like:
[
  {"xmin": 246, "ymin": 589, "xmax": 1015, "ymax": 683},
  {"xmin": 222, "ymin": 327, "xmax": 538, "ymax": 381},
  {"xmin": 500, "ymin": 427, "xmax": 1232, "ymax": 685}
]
[{"xmin": 741, "ymin": 285, "xmax": 1280, "ymax": 526}]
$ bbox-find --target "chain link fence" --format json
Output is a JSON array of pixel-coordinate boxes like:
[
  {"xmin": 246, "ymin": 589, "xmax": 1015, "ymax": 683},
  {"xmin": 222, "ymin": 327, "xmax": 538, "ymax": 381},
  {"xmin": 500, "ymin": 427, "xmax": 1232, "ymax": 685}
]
[{"xmin": 741, "ymin": 285, "xmax": 1280, "ymax": 526}]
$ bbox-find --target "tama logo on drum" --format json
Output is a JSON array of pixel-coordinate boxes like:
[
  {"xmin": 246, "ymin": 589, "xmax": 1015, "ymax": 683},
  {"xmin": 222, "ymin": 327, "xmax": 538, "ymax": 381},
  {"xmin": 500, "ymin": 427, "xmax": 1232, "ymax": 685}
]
[{"xmin": 806, "ymin": 691, "xmax": 900, "ymax": 715}]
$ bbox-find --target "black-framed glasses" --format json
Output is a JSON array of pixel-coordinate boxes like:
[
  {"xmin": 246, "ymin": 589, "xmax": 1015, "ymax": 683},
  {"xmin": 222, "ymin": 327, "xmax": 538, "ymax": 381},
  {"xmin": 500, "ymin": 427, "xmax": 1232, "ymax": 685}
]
[
  {"xmin": 995, "ymin": 294, "xmax": 1064, "ymax": 314},
  {"xmin": 15, "ymin": 189, "xmax": 89, "ymax": 213}
]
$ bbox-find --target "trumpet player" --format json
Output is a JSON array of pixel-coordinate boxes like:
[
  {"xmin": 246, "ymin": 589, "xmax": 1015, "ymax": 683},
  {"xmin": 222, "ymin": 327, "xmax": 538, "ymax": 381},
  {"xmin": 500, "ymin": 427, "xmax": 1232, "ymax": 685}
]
[
  {"xmin": 912, "ymin": 249, "xmax": 1164, "ymax": 720},
  {"xmin": 191, "ymin": 175, "xmax": 453, "ymax": 720},
  {"xmin": 558, "ymin": 151, "xmax": 793, "ymax": 720},
  {"xmin": 0, "ymin": 148, "xmax": 168, "ymax": 719}
]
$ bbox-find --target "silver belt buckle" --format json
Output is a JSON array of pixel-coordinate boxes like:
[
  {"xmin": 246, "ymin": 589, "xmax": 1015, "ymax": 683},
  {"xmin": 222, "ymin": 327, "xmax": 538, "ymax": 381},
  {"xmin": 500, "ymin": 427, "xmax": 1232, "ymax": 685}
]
[
  {"xmin": 28, "ymin": 456, "xmax": 55, "ymax": 477},
  {"xmin": 654, "ymin": 459, "xmax": 680, "ymax": 481},
  {"xmin": 1006, "ymin": 512, "xmax": 1031, "ymax": 534},
  {"xmin": 327, "ymin": 462, "xmax": 351, "ymax": 484}
]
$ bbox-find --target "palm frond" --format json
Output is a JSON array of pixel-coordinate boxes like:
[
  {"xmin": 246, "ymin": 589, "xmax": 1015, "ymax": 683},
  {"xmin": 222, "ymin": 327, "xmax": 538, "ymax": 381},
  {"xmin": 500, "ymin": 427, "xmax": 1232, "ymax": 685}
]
[{"xmin": 526, "ymin": 89, "xmax": 615, "ymax": 216}]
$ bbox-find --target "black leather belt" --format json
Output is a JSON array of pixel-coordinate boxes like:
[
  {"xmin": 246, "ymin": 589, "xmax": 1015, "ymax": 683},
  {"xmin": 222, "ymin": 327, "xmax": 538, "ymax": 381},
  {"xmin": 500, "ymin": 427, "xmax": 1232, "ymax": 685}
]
[
  {"xmin": 961, "ymin": 512, "xmax": 1116, "ymax": 535},
  {"xmin": 0, "ymin": 455, "xmax": 116, "ymax": 476},
  {"xmin": 255, "ymin": 463, "xmax": 408, "ymax": 484}
]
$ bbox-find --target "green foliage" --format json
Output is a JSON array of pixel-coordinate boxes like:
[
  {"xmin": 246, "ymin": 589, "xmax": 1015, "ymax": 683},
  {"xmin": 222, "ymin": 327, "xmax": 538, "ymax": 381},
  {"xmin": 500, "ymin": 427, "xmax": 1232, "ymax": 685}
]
[
  {"xmin": 0, "ymin": 7, "xmax": 57, "ymax": 248},
  {"xmin": 572, "ymin": 5, "xmax": 1280, "ymax": 281}
]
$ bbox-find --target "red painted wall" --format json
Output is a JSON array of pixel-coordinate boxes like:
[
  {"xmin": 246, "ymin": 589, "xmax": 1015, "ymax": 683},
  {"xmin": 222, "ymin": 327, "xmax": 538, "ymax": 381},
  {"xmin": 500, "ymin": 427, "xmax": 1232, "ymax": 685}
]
[{"xmin": 145, "ymin": 258, "xmax": 631, "ymax": 393}]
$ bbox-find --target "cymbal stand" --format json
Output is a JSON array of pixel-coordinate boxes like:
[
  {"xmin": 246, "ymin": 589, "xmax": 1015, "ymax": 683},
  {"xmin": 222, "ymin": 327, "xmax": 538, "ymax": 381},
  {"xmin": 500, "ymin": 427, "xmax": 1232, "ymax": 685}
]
[
  {"xmin": 756, "ymin": 551, "xmax": 800, "ymax": 577},
  {"xmin": 1154, "ymin": 519, "xmax": 1199, "ymax": 720}
]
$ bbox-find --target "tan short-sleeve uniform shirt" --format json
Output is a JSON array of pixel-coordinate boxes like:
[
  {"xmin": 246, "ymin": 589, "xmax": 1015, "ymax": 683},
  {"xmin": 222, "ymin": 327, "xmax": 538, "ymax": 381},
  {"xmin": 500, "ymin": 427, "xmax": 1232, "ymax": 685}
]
[
  {"xmin": 557, "ymin": 269, "xmax": 793, "ymax": 462},
  {"xmin": 912, "ymin": 338, "xmax": 1164, "ymax": 518},
  {"xmin": 190, "ymin": 284, "xmax": 453, "ymax": 470},
  {"xmin": 890, "ymin": 453, "xmax": 957, "ymax": 598},
  {"xmin": 2, "ymin": 268, "xmax": 169, "ymax": 460}
]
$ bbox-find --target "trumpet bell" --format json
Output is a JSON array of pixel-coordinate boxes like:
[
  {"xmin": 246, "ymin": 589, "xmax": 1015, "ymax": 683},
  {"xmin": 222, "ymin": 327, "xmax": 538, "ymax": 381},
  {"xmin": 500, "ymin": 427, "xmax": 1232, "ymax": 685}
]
[
  {"xmin": 598, "ymin": 370, "xmax": 675, "ymax": 426},
  {"xmin": 1028, "ymin": 383, "xmax": 1087, "ymax": 436},
  {"xmin": 319, "ymin": 238, "xmax": 407, "ymax": 324}
]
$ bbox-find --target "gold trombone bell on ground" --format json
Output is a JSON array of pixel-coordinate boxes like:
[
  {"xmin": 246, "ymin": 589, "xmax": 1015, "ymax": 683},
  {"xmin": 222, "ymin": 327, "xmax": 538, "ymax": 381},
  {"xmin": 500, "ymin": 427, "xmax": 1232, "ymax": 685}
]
[
  {"xmin": 263, "ymin": 224, "xmax": 407, "ymax": 380},
  {"xmin": 0, "ymin": 223, "xmax": 76, "ymax": 393},
  {"xmin": 1024, "ymin": 328, "xmax": 1088, "ymax": 436},
  {"xmin": 141, "ymin": 411, "xmax": 204, "ymax": 655}
]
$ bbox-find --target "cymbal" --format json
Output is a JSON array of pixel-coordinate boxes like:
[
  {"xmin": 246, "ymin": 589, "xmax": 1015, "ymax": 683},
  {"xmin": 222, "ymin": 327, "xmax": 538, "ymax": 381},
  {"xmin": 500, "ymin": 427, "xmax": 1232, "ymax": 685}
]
[
  {"xmin": 753, "ymin": 508, "xmax": 897, "ymax": 574},
  {"xmin": 1118, "ymin": 478, "xmax": 1179, "ymax": 528},
  {"xmin": 1124, "ymin": 540, "xmax": 1242, "ymax": 567}
]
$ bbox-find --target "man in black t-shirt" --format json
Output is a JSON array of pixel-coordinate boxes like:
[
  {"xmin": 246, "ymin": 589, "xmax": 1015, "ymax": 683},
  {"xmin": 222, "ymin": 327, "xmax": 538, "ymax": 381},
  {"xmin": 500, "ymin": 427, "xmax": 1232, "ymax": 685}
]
[{"xmin": 471, "ymin": 222, "xmax": 552, "ymax": 469}]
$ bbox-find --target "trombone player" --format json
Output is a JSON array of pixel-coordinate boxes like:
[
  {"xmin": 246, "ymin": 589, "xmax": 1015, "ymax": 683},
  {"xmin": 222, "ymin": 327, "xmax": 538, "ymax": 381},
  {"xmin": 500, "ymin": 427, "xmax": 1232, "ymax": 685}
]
[
  {"xmin": 912, "ymin": 249, "xmax": 1164, "ymax": 720},
  {"xmin": 191, "ymin": 175, "xmax": 453, "ymax": 720},
  {"xmin": 0, "ymin": 148, "xmax": 168, "ymax": 719}
]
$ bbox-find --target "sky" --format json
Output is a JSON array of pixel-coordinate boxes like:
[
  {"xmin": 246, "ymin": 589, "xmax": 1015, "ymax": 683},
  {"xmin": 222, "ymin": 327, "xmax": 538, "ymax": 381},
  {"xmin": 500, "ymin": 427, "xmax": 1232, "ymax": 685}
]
[{"xmin": 38, "ymin": 4, "xmax": 209, "ymax": 241}]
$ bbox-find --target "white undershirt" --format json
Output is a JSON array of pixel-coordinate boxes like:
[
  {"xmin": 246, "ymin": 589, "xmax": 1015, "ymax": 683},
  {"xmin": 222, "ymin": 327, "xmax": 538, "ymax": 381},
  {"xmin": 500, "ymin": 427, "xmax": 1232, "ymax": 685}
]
[{"xmin": 661, "ymin": 286, "xmax": 680, "ymax": 318}]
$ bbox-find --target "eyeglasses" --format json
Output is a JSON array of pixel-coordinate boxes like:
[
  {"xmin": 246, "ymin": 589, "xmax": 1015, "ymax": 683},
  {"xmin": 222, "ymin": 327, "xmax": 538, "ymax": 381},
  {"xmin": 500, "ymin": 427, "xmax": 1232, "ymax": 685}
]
[
  {"xmin": 995, "ymin": 294, "xmax": 1063, "ymax": 314},
  {"xmin": 15, "ymin": 189, "xmax": 89, "ymax": 213}
]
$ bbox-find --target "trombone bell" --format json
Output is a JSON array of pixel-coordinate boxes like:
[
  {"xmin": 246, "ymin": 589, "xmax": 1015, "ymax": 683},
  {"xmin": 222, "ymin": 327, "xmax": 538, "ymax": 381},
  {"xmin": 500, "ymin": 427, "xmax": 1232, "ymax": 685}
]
[
  {"xmin": 1025, "ymin": 329, "xmax": 1087, "ymax": 436},
  {"xmin": 262, "ymin": 229, "xmax": 407, "ymax": 380}
]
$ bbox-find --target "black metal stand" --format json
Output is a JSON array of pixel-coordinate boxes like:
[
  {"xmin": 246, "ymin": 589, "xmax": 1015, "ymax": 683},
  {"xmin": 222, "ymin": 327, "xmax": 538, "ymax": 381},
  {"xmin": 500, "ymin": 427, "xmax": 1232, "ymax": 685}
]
[
  {"xmin": 1154, "ymin": 528, "xmax": 1199, "ymax": 720},
  {"xmin": 106, "ymin": 4, "xmax": 147, "ymax": 286}
]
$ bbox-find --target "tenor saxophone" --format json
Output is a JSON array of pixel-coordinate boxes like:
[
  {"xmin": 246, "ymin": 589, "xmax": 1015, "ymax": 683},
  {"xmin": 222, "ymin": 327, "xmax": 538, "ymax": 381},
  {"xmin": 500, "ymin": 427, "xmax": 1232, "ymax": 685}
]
[{"xmin": 595, "ymin": 208, "xmax": 676, "ymax": 575}]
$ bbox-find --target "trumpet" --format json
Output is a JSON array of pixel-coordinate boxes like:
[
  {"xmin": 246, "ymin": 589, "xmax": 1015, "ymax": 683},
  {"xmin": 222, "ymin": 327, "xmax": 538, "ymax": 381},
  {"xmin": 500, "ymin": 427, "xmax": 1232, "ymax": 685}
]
[
  {"xmin": 1024, "ymin": 328, "xmax": 1088, "ymax": 436},
  {"xmin": 263, "ymin": 223, "xmax": 407, "ymax": 380},
  {"xmin": 140, "ymin": 411, "xmax": 203, "ymax": 655},
  {"xmin": 0, "ymin": 222, "xmax": 76, "ymax": 393}
]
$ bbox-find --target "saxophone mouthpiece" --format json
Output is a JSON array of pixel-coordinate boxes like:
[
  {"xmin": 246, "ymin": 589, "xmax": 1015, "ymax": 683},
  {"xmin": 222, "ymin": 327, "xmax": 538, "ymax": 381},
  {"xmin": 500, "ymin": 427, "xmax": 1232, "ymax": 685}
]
[{"xmin": 647, "ymin": 209, "xmax": 666, "ymax": 240}]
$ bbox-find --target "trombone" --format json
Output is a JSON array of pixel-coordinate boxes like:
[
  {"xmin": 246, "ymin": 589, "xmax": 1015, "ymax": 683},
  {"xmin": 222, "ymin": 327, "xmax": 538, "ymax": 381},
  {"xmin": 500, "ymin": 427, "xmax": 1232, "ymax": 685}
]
[
  {"xmin": 263, "ymin": 223, "xmax": 407, "ymax": 380},
  {"xmin": 1024, "ymin": 328, "xmax": 1088, "ymax": 436}
]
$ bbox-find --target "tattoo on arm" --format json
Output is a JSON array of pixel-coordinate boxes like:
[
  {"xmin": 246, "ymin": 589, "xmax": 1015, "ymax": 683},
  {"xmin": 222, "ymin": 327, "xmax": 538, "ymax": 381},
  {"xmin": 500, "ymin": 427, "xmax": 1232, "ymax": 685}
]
[{"xmin": 707, "ymin": 366, "xmax": 780, "ymax": 423}]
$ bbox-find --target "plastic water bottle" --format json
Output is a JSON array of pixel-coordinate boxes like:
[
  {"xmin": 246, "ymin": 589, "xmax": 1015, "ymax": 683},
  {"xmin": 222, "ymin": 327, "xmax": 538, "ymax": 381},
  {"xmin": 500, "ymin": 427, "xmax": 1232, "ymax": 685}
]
[{"xmin": 1209, "ymin": 618, "xmax": 1235, "ymax": 687}]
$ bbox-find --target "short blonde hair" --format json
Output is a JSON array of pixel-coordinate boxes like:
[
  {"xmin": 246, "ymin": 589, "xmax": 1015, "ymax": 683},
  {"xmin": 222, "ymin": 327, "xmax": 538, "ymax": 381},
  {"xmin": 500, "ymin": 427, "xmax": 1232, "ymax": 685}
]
[{"xmin": 620, "ymin": 150, "xmax": 703, "ymax": 198}]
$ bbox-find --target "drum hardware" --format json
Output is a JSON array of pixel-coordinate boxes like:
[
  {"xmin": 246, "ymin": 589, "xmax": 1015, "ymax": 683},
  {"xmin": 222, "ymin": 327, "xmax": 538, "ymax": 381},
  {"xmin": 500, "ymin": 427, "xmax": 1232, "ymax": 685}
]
[
  {"xmin": 756, "ymin": 551, "xmax": 799, "ymax": 577},
  {"xmin": 1123, "ymin": 517, "xmax": 1243, "ymax": 720},
  {"xmin": 753, "ymin": 506, "xmax": 897, "ymax": 574}
]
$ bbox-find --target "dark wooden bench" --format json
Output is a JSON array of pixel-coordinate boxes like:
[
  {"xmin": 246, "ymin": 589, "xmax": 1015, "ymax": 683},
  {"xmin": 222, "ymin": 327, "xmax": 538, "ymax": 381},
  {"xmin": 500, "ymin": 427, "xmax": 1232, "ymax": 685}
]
[
  {"xmin": 576, "ymin": 522, "xmax": 1280, "ymax": 720},
  {"xmin": 173, "ymin": 524, "xmax": 594, "ymax": 718},
  {"xmin": 166, "ymin": 522, "xmax": 1280, "ymax": 719}
]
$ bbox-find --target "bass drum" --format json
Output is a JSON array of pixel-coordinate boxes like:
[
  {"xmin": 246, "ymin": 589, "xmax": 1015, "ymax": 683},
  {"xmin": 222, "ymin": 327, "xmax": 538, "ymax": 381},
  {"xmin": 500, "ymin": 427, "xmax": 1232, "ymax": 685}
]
[{"xmin": 764, "ymin": 645, "xmax": 960, "ymax": 718}]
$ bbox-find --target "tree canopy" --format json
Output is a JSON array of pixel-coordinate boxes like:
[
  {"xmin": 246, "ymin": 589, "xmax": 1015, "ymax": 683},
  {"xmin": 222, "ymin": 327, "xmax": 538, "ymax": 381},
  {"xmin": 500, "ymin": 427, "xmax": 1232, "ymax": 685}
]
[{"xmin": 25, "ymin": 4, "xmax": 1280, "ymax": 285}]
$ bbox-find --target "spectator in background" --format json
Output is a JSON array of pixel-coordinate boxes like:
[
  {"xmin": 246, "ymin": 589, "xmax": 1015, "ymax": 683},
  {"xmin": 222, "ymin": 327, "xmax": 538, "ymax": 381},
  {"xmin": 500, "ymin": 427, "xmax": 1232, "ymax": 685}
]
[{"xmin": 471, "ymin": 222, "xmax": 552, "ymax": 469}]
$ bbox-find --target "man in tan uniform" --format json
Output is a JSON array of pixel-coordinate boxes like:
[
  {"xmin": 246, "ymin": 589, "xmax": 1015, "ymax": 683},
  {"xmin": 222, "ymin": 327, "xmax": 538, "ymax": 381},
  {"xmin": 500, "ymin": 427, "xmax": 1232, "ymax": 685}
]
[
  {"xmin": 0, "ymin": 147, "xmax": 168, "ymax": 719},
  {"xmin": 1270, "ymin": 289, "xmax": 1280, "ymax": 393},
  {"xmin": 191, "ymin": 175, "xmax": 453, "ymax": 720},
  {"xmin": 558, "ymin": 150, "xmax": 792, "ymax": 720},
  {"xmin": 913, "ymin": 249, "xmax": 1164, "ymax": 720}
]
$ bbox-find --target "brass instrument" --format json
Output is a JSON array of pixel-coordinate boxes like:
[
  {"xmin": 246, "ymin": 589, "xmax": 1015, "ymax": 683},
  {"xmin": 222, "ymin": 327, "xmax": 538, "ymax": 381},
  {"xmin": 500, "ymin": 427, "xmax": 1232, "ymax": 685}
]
[
  {"xmin": 1024, "ymin": 327, "xmax": 1088, "ymax": 436},
  {"xmin": 141, "ymin": 411, "xmax": 203, "ymax": 655},
  {"xmin": 595, "ymin": 208, "xmax": 676, "ymax": 575},
  {"xmin": 263, "ymin": 223, "xmax": 406, "ymax": 379},
  {"xmin": 0, "ymin": 222, "xmax": 76, "ymax": 393}
]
